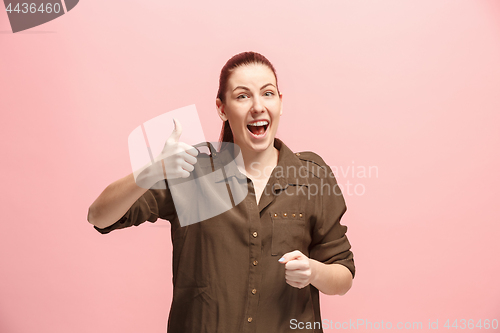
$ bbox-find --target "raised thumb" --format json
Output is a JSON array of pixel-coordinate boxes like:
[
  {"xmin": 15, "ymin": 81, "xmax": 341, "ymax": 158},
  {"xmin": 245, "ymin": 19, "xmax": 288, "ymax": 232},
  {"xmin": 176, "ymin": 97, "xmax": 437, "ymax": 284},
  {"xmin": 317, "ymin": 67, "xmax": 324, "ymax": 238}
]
[{"xmin": 168, "ymin": 118, "xmax": 183, "ymax": 143}]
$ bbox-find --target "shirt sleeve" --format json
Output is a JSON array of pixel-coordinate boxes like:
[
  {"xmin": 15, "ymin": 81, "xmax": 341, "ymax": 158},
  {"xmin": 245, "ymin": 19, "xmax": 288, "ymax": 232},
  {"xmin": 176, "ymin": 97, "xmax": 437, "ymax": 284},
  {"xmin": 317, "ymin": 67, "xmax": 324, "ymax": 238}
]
[
  {"xmin": 308, "ymin": 165, "xmax": 355, "ymax": 278},
  {"xmin": 93, "ymin": 180, "xmax": 177, "ymax": 234}
]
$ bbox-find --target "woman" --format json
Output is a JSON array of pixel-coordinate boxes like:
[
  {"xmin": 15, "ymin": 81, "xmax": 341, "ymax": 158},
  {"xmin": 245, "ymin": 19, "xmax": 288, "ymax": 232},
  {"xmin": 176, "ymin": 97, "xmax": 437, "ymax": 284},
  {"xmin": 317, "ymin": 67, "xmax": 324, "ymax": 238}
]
[{"xmin": 88, "ymin": 51, "xmax": 355, "ymax": 333}]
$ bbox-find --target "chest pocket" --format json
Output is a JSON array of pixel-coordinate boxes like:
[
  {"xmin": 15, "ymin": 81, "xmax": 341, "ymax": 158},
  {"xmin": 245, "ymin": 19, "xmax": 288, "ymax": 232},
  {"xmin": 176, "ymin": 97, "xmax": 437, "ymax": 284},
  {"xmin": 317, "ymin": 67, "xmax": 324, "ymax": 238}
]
[
  {"xmin": 270, "ymin": 210, "xmax": 307, "ymax": 256},
  {"xmin": 269, "ymin": 180, "xmax": 309, "ymax": 256}
]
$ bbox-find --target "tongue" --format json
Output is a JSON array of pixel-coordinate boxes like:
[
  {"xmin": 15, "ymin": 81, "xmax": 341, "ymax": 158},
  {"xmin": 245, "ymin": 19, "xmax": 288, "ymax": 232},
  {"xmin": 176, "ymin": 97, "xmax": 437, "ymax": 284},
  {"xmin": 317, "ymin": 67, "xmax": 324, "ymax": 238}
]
[{"xmin": 250, "ymin": 125, "xmax": 266, "ymax": 135}]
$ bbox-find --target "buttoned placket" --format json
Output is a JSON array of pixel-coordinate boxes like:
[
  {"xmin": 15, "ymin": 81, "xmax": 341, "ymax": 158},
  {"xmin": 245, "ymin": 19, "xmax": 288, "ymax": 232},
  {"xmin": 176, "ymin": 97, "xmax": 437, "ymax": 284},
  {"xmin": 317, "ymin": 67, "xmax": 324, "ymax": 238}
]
[
  {"xmin": 241, "ymin": 178, "xmax": 259, "ymax": 333},
  {"xmin": 242, "ymin": 172, "xmax": 282, "ymax": 332},
  {"xmin": 224, "ymin": 151, "xmax": 261, "ymax": 331}
]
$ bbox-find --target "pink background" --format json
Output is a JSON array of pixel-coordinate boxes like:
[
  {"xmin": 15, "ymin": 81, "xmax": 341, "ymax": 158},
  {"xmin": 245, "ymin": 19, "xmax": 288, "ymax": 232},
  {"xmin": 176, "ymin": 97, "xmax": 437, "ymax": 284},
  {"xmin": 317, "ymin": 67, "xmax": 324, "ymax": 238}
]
[{"xmin": 1, "ymin": 0, "xmax": 499, "ymax": 332}]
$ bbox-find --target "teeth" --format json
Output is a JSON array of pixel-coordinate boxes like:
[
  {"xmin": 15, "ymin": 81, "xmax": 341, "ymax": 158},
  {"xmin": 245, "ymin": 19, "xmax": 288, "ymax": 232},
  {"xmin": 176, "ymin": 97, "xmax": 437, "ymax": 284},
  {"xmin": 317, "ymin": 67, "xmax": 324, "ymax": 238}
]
[{"xmin": 248, "ymin": 121, "xmax": 269, "ymax": 126}]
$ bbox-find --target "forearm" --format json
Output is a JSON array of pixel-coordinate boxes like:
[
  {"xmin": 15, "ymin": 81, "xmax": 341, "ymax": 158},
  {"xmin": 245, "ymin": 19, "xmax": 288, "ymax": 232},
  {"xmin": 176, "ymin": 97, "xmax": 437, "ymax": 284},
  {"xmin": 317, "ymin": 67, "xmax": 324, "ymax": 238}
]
[
  {"xmin": 309, "ymin": 260, "xmax": 353, "ymax": 296},
  {"xmin": 87, "ymin": 173, "xmax": 148, "ymax": 229}
]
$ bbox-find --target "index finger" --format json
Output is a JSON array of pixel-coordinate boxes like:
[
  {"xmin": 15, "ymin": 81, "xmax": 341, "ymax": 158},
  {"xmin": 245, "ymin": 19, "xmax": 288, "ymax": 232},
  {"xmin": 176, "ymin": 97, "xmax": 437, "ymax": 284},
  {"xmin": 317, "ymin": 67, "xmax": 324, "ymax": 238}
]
[{"xmin": 278, "ymin": 250, "xmax": 304, "ymax": 264}]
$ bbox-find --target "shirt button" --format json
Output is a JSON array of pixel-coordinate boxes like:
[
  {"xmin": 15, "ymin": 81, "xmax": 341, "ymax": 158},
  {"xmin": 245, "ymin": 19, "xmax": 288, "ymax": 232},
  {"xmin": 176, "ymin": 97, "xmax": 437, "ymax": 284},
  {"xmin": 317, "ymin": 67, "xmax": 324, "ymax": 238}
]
[
  {"xmin": 299, "ymin": 213, "xmax": 303, "ymax": 218},
  {"xmin": 292, "ymin": 213, "xmax": 296, "ymax": 218},
  {"xmin": 252, "ymin": 231, "xmax": 258, "ymax": 238},
  {"xmin": 253, "ymin": 260, "xmax": 258, "ymax": 266},
  {"xmin": 296, "ymin": 152, "xmax": 301, "ymax": 156},
  {"xmin": 283, "ymin": 212, "xmax": 287, "ymax": 217},
  {"xmin": 273, "ymin": 213, "xmax": 278, "ymax": 217},
  {"xmin": 248, "ymin": 317, "xmax": 253, "ymax": 323},
  {"xmin": 251, "ymin": 288, "xmax": 257, "ymax": 295}
]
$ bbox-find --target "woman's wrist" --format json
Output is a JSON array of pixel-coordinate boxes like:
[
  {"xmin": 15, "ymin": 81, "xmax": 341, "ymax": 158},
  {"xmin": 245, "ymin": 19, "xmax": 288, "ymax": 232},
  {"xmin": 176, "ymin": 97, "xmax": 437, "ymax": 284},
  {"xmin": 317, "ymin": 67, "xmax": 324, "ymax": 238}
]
[
  {"xmin": 307, "ymin": 259, "xmax": 353, "ymax": 296},
  {"xmin": 308, "ymin": 258, "xmax": 321, "ymax": 288}
]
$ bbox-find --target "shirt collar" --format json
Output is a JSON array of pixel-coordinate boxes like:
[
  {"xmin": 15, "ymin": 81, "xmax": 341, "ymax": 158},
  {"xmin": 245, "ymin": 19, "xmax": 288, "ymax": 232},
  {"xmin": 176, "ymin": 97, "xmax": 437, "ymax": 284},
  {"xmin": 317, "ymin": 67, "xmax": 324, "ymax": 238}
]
[
  {"xmin": 272, "ymin": 138, "xmax": 309, "ymax": 188},
  {"xmin": 212, "ymin": 138, "xmax": 309, "ymax": 187}
]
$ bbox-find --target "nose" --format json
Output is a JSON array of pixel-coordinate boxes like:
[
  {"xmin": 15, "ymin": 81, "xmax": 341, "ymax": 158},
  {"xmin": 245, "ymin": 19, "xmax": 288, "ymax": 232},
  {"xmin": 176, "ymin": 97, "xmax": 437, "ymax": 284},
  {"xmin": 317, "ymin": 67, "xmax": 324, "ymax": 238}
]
[{"xmin": 251, "ymin": 96, "xmax": 265, "ymax": 113}]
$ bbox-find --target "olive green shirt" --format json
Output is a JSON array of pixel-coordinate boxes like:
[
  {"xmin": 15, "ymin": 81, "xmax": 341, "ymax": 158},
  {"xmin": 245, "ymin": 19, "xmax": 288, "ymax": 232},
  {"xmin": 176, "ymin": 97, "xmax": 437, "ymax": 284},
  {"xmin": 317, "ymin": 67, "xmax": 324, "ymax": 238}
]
[{"xmin": 94, "ymin": 138, "xmax": 355, "ymax": 333}]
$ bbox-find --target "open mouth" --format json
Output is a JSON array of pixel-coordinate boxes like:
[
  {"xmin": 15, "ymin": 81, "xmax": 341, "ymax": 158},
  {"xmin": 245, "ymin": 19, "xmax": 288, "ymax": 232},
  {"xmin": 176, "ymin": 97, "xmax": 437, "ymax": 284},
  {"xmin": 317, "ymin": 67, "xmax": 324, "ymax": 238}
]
[{"xmin": 247, "ymin": 120, "xmax": 269, "ymax": 137}]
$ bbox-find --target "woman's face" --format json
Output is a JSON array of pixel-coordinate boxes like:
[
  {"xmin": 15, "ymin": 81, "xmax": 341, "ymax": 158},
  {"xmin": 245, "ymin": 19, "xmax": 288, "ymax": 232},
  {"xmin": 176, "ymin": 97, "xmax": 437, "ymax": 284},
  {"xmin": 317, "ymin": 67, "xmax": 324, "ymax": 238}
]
[{"xmin": 216, "ymin": 63, "xmax": 282, "ymax": 155}]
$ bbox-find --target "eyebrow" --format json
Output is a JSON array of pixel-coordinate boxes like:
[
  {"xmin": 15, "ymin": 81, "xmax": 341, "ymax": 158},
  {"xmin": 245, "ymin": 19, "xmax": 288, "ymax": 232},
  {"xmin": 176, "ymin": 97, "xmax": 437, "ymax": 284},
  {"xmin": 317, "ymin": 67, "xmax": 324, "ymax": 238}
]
[{"xmin": 232, "ymin": 83, "xmax": 276, "ymax": 92}]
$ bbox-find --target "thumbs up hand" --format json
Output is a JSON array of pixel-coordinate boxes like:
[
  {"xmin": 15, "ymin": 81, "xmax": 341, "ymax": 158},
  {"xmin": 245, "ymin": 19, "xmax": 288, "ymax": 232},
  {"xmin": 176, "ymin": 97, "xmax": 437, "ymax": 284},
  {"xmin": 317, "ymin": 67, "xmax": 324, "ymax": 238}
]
[
  {"xmin": 155, "ymin": 118, "xmax": 199, "ymax": 179},
  {"xmin": 134, "ymin": 118, "xmax": 199, "ymax": 189}
]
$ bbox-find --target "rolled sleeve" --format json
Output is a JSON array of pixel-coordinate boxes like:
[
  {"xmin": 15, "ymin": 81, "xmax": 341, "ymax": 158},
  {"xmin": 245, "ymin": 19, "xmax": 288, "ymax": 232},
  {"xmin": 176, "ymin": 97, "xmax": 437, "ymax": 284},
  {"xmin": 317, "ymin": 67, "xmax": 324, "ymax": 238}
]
[
  {"xmin": 94, "ymin": 180, "xmax": 176, "ymax": 234},
  {"xmin": 308, "ymin": 166, "xmax": 355, "ymax": 278}
]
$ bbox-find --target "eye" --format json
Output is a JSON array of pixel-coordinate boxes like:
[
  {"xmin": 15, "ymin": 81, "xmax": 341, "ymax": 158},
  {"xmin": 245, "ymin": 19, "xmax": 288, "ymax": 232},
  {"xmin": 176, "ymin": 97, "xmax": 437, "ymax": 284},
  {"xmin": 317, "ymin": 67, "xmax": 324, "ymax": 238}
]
[
  {"xmin": 237, "ymin": 94, "xmax": 248, "ymax": 99},
  {"xmin": 264, "ymin": 91, "xmax": 274, "ymax": 96}
]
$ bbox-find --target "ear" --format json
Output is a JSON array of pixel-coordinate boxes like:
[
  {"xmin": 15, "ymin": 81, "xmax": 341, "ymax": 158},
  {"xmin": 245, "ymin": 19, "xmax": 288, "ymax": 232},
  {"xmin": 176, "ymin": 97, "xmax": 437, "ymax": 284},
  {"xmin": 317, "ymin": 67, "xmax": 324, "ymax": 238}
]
[
  {"xmin": 279, "ymin": 93, "xmax": 283, "ymax": 116},
  {"xmin": 216, "ymin": 98, "xmax": 228, "ymax": 122}
]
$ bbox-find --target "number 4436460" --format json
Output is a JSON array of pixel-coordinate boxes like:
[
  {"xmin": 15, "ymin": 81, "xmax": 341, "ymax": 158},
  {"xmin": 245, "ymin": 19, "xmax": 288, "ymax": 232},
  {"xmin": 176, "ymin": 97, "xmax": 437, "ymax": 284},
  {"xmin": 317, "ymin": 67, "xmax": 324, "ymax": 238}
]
[
  {"xmin": 5, "ymin": 3, "xmax": 62, "ymax": 14},
  {"xmin": 444, "ymin": 319, "xmax": 498, "ymax": 330}
]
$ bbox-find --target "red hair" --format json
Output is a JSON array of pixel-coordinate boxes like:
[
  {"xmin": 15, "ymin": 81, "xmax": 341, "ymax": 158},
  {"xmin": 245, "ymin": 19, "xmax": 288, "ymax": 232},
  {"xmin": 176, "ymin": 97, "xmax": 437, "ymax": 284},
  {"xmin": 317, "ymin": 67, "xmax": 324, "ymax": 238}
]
[{"xmin": 217, "ymin": 52, "xmax": 280, "ymax": 143}]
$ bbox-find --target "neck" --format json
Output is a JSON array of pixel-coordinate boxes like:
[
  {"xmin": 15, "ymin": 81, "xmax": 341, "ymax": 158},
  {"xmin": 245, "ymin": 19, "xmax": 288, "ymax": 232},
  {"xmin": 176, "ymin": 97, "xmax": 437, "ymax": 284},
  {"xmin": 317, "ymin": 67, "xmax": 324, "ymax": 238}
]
[{"xmin": 236, "ymin": 142, "xmax": 279, "ymax": 180}]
